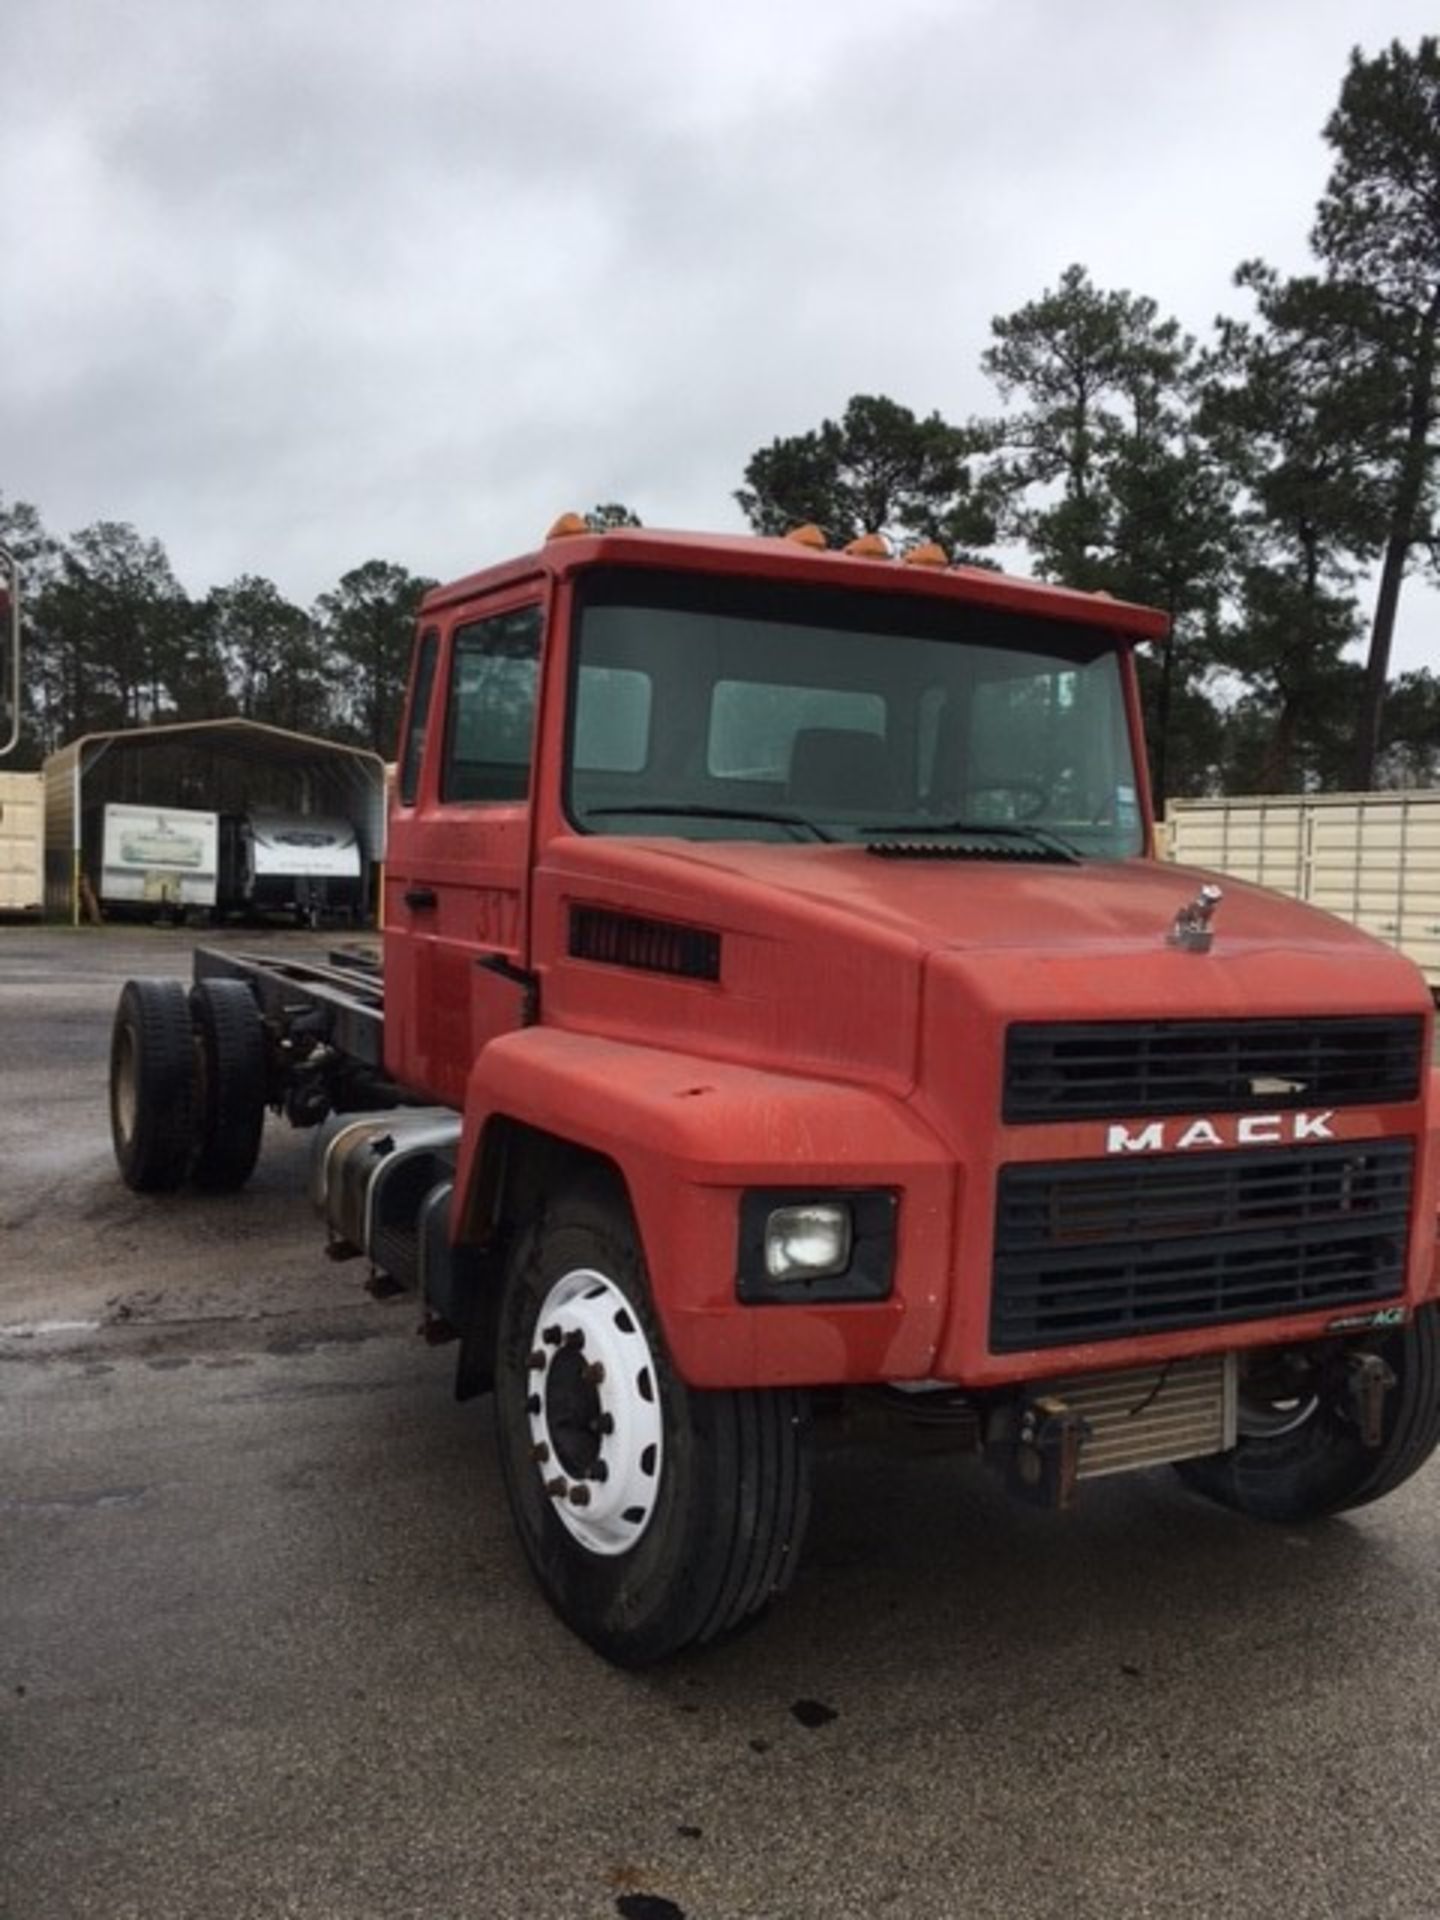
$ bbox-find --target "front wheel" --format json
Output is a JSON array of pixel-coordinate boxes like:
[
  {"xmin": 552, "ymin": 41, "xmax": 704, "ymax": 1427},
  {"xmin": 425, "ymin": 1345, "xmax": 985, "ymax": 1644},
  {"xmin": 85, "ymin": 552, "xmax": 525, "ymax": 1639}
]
[
  {"xmin": 1177, "ymin": 1308, "xmax": 1440, "ymax": 1522},
  {"xmin": 494, "ymin": 1180, "xmax": 812, "ymax": 1667}
]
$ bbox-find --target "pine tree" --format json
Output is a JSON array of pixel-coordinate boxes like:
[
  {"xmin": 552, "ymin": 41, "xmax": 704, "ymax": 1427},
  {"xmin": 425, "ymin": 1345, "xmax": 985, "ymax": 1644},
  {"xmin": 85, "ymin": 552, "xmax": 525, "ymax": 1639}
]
[
  {"xmin": 203, "ymin": 575, "xmax": 328, "ymax": 732},
  {"xmin": 981, "ymin": 265, "xmax": 1191, "ymax": 588},
  {"xmin": 982, "ymin": 268, "xmax": 1233, "ymax": 801},
  {"xmin": 1308, "ymin": 38, "xmax": 1440, "ymax": 785},
  {"xmin": 736, "ymin": 394, "xmax": 995, "ymax": 557},
  {"xmin": 314, "ymin": 561, "xmax": 437, "ymax": 755}
]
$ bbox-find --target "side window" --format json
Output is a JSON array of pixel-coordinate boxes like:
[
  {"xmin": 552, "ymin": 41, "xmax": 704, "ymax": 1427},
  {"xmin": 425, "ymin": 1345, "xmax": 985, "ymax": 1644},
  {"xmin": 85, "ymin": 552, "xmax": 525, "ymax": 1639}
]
[
  {"xmin": 441, "ymin": 605, "xmax": 543, "ymax": 803},
  {"xmin": 398, "ymin": 628, "xmax": 439, "ymax": 806}
]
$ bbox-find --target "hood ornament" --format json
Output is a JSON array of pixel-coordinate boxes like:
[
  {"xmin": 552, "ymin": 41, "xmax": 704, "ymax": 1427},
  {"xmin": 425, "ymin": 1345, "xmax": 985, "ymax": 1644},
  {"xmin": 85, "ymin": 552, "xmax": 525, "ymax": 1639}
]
[{"xmin": 1168, "ymin": 883, "xmax": 1222, "ymax": 953}]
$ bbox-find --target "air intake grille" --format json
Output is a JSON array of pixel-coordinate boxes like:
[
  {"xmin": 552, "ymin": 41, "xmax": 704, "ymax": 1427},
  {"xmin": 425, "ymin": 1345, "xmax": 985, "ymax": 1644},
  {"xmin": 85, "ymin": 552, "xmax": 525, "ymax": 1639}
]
[
  {"xmin": 1004, "ymin": 1017, "xmax": 1424, "ymax": 1123},
  {"xmin": 991, "ymin": 1139, "xmax": 1413, "ymax": 1351},
  {"xmin": 568, "ymin": 906, "xmax": 721, "ymax": 982}
]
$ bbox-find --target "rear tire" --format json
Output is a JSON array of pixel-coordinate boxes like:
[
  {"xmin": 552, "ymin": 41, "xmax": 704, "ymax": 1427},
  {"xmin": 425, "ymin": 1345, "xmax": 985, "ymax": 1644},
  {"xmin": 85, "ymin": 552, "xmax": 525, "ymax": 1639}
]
[
  {"xmin": 1177, "ymin": 1309, "xmax": 1440, "ymax": 1522},
  {"xmin": 110, "ymin": 979, "xmax": 196, "ymax": 1192},
  {"xmin": 494, "ymin": 1179, "xmax": 812, "ymax": 1667},
  {"xmin": 189, "ymin": 979, "xmax": 267, "ymax": 1191}
]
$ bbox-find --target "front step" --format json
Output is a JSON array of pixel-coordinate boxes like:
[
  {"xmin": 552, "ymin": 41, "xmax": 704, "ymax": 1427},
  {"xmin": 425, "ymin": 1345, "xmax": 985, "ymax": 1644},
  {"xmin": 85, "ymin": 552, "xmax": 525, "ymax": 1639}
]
[{"xmin": 371, "ymin": 1220, "xmax": 421, "ymax": 1291}]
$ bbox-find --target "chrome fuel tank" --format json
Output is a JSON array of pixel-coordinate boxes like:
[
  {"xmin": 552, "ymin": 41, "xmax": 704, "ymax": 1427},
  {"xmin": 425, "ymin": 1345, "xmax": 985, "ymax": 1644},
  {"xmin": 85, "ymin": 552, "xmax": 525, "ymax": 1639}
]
[{"xmin": 310, "ymin": 1107, "xmax": 460, "ymax": 1260}]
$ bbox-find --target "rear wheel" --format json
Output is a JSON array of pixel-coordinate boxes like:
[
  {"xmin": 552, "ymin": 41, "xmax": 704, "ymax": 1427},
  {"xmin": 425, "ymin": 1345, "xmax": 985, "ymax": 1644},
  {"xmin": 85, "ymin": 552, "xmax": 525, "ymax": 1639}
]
[
  {"xmin": 494, "ymin": 1180, "xmax": 812, "ymax": 1667},
  {"xmin": 110, "ymin": 979, "xmax": 195, "ymax": 1192},
  {"xmin": 1177, "ymin": 1309, "xmax": 1440, "ymax": 1522},
  {"xmin": 189, "ymin": 979, "xmax": 267, "ymax": 1191}
]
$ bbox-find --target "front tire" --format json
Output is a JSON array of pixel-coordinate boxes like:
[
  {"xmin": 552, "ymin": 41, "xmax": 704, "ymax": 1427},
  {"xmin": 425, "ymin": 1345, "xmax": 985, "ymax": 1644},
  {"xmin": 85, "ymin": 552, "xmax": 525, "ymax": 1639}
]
[
  {"xmin": 494, "ymin": 1180, "xmax": 812, "ymax": 1667},
  {"xmin": 1177, "ymin": 1308, "xmax": 1440, "ymax": 1522}
]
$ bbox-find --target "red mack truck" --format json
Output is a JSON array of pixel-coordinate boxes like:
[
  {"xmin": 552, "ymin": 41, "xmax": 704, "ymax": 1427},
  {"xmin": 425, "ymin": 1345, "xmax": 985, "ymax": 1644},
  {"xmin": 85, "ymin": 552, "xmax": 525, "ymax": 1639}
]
[{"xmin": 108, "ymin": 519, "xmax": 1440, "ymax": 1666}]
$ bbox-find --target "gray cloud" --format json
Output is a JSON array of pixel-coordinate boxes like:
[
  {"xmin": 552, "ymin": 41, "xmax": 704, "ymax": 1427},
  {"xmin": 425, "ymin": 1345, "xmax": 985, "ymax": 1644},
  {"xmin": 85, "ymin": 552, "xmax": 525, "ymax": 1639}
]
[{"xmin": 3, "ymin": 0, "xmax": 1436, "ymax": 670}]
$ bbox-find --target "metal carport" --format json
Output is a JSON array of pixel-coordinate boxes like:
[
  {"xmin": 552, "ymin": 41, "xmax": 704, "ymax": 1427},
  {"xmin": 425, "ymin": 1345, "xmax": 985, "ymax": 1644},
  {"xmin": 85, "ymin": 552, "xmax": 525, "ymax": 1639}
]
[{"xmin": 43, "ymin": 719, "xmax": 387, "ymax": 923}]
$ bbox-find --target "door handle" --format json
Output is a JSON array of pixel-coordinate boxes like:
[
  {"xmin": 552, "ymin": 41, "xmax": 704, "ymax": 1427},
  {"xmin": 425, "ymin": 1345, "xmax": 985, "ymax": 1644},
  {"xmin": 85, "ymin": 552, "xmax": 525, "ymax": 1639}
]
[{"xmin": 404, "ymin": 887, "xmax": 437, "ymax": 912}]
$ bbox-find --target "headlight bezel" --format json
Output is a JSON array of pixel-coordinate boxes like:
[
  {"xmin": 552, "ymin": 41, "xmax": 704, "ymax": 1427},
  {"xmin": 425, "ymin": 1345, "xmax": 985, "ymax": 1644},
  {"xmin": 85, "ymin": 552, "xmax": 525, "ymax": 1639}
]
[{"xmin": 736, "ymin": 1188, "xmax": 898, "ymax": 1305}]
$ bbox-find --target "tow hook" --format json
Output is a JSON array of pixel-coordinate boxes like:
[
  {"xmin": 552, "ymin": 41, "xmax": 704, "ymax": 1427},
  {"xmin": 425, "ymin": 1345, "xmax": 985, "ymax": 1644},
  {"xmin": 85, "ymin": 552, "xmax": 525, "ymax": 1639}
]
[
  {"xmin": 1344, "ymin": 1351, "xmax": 1395, "ymax": 1449},
  {"xmin": 1009, "ymin": 1396, "xmax": 1091, "ymax": 1510}
]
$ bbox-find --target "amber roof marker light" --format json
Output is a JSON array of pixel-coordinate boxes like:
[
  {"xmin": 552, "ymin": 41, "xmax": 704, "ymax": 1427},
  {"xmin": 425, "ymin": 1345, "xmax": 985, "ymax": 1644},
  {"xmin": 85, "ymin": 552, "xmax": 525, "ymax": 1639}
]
[
  {"xmin": 901, "ymin": 541, "xmax": 948, "ymax": 568},
  {"xmin": 783, "ymin": 524, "xmax": 828, "ymax": 549},
  {"xmin": 843, "ymin": 533, "xmax": 891, "ymax": 559},
  {"xmin": 546, "ymin": 512, "xmax": 589, "ymax": 540}
]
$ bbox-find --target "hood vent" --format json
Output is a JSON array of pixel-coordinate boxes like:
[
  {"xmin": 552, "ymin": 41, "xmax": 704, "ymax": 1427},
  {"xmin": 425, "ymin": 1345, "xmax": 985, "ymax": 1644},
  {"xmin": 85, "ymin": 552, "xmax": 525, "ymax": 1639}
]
[
  {"xmin": 866, "ymin": 836, "xmax": 1057, "ymax": 862},
  {"xmin": 568, "ymin": 905, "xmax": 721, "ymax": 982}
]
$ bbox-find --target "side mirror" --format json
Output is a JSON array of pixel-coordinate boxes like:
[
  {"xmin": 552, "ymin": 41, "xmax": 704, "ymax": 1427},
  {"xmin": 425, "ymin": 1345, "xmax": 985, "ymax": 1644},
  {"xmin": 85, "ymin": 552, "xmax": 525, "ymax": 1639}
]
[{"xmin": 0, "ymin": 544, "xmax": 19, "ymax": 757}]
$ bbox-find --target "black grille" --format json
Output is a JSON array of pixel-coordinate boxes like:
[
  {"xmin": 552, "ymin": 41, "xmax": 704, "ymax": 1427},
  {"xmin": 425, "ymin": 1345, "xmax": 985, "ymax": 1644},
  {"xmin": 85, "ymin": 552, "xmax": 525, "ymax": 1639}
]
[
  {"xmin": 1004, "ymin": 1017, "xmax": 1424, "ymax": 1123},
  {"xmin": 568, "ymin": 906, "xmax": 721, "ymax": 982},
  {"xmin": 991, "ymin": 1139, "xmax": 1413, "ymax": 1351}
]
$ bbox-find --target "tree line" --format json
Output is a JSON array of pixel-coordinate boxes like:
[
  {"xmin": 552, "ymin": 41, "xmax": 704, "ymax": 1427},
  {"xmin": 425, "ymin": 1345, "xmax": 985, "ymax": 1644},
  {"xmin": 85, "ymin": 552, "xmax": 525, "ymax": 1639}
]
[
  {"xmin": 0, "ymin": 503, "xmax": 438, "ymax": 770},
  {"xmin": 3, "ymin": 37, "xmax": 1436, "ymax": 801}
]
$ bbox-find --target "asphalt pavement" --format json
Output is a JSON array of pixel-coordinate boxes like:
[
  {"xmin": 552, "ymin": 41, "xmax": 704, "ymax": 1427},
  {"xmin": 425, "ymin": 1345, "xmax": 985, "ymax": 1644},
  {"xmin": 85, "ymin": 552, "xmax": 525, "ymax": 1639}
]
[{"xmin": 5, "ymin": 926, "xmax": 1440, "ymax": 1920}]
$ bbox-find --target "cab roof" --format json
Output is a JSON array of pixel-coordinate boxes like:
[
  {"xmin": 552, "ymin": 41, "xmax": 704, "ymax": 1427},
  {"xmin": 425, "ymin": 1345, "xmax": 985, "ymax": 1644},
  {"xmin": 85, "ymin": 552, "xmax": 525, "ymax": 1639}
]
[{"xmin": 421, "ymin": 525, "xmax": 1170, "ymax": 643}]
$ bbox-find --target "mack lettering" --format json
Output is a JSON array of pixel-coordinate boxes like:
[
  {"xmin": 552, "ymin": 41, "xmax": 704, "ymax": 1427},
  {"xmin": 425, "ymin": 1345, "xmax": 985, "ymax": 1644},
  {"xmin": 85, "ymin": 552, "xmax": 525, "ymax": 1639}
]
[{"xmin": 1106, "ymin": 1111, "xmax": 1337, "ymax": 1154}]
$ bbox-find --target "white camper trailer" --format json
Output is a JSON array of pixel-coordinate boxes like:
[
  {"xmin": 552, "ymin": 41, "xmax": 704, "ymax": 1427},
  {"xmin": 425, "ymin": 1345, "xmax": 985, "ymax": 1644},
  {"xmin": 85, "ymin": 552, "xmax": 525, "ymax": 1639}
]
[
  {"xmin": 99, "ymin": 803, "xmax": 219, "ymax": 912},
  {"xmin": 219, "ymin": 810, "xmax": 364, "ymax": 924}
]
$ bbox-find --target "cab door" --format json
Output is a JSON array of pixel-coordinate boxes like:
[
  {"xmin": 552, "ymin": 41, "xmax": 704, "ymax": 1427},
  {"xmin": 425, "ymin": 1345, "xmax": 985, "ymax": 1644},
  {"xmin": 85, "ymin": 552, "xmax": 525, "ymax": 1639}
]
[{"xmin": 385, "ymin": 593, "xmax": 545, "ymax": 1107}]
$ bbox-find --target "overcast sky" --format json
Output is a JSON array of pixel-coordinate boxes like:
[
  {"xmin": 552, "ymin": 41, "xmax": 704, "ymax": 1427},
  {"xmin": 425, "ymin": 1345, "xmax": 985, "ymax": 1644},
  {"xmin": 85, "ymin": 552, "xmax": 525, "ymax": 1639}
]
[{"xmin": 3, "ymin": 0, "xmax": 1436, "ymax": 670}]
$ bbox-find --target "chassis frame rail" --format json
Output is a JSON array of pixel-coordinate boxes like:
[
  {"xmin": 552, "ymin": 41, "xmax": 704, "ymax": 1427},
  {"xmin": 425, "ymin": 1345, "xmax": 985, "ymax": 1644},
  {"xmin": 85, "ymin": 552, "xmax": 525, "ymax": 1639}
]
[{"xmin": 193, "ymin": 945, "xmax": 384, "ymax": 1070}]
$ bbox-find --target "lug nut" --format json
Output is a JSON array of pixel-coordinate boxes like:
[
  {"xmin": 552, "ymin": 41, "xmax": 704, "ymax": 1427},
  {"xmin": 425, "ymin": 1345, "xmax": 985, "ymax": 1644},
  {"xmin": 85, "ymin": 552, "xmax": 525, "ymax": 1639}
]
[
  {"xmin": 544, "ymin": 1476, "xmax": 568, "ymax": 1499},
  {"xmin": 582, "ymin": 1361, "xmax": 606, "ymax": 1386},
  {"xmin": 529, "ymin": 1350, "xmax": 547, "ymax": 1372},
  {"xmin": 569, "ymin": 1484, "xmax": 592, "ymax": 1507},
  {"xmin": 526, "ymin": 1394, "xmax": 541, "ymax": 1416},
  {"xmin": 564, "ymin": 1328, "xmax": 586, "ymax": 1350},
  {"xmin": 596, "ymin": 1412, "xmax": 615, "ymax": 1436},
  {"xmin": 531, "ymin": 1442, "xmax": 550, "ymax": 1464},
  {"xmin": 542, "ymin": 1325, "xmax": 562, "ymax": 1346},
  {"xmin": 590, "ymin": 1461, "xmax": 610, "ymax": 1483}
]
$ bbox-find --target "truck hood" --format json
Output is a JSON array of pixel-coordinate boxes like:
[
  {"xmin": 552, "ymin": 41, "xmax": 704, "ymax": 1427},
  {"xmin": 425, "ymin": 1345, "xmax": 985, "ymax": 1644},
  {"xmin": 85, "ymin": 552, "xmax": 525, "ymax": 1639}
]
[
  {"xmin": 594, "ymin": 838, "xmax": 1396, "ymax": 966},
  {"xmin": 538, "ymin": 837, "xmax": 1430, "ymax": 1099}
]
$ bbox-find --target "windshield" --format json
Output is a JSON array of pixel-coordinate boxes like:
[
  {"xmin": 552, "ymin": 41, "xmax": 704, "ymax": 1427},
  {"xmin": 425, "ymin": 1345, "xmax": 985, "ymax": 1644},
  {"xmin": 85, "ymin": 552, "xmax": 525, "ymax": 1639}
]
[{"xmin": 566, "ymin": 570, "xmax": 1144, "ymax": 860}]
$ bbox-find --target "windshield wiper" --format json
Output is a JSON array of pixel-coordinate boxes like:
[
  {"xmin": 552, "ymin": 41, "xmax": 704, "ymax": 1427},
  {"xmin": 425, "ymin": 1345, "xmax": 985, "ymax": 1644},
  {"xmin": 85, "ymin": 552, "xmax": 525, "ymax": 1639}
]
[
  {"xmin": 582, "ymin": 803, "xmax": 836, "ymax": 843},
  {"xmin": 860, "ymin": 820, "xmax": 1083, "ymax": 863}
]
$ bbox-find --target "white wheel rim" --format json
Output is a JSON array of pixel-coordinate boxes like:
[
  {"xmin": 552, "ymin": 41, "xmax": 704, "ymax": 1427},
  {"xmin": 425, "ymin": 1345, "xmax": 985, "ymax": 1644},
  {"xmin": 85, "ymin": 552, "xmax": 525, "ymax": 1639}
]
[
  {"xmin": 525, "ymin": 1266, "xmax": 665, "ymax": 1557},
  {"xmin": 1238, "ymin": 1393, "xmax": 1320, "ymax": 1440}
]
